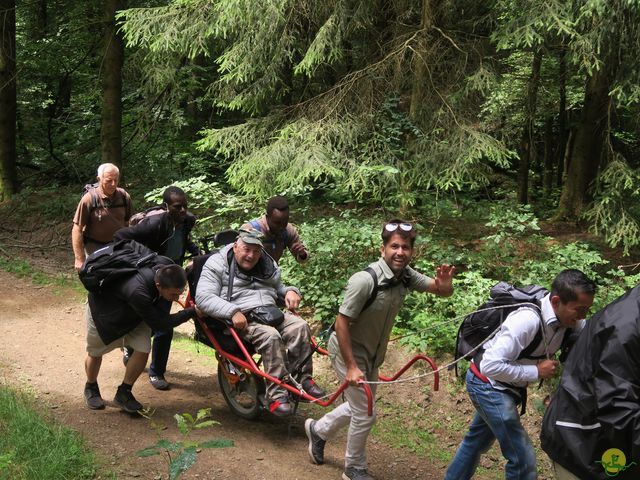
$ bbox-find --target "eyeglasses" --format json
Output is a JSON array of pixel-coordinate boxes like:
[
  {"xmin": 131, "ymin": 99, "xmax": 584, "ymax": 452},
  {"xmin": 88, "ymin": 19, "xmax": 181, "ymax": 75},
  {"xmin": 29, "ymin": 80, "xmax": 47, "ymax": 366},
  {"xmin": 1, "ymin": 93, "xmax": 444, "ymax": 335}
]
[{"xmin": 384, "ymin": 222, "xmax": 413, "ymax": 232}]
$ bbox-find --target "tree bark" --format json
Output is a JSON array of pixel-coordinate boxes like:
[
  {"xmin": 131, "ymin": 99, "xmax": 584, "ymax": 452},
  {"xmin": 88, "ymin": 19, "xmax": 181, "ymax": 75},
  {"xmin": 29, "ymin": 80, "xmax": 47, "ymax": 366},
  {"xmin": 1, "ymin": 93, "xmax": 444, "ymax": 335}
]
[
  {"xmin": 517, "ymin": 48, "xmax": 542, "ymax": 204},
  {"xmin": 543, "ymin": 117, "xmax": 554, "ymax": 194},
  {"xmin": 556, "ymin": 48, "xmax": 568, "ymax": 187},
  {"xmin": 100, "ymin": 0, "xmax": 124, "ymax": 167},
  {"xmin": 555, "ymin": 67, "xmax": 611, "ymax": 220},
  {"xmin": 408, "ymin": 0, "xmax": 433, "ymax": 123},
  {"xmin": 0, "ymin": 0, "xmax": 17, "ymax": 200}
]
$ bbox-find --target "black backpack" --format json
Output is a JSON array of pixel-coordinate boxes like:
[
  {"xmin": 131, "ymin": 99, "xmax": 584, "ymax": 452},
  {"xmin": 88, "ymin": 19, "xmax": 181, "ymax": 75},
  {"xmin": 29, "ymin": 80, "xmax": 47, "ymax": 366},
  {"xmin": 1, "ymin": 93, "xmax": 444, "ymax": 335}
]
[
  {"xmin": 78, "ymin": 239, "xmax": 174, "ymax": 292},
  {"xmin": 454, "ymin": 281, "xmax": 549, "ymax": 371}
]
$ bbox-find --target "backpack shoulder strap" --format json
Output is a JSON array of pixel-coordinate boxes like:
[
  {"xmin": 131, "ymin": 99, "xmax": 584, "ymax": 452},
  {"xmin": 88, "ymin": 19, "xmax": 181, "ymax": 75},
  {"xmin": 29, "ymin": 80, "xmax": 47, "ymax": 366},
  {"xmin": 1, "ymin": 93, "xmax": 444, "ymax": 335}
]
[
  {"xmin": 326, "ymin": 266, "xmax": 380, "ymax": 335},
  {"xmin": 88, "ymin": 186, "xmax": 99, "ymax": 212},
  {"xmin": 360, "ymin": 267, "xmax": 379, "ymax": 313},
  {"xmin": 249, "ymin": 219, "xmax": 262, "ymax": 231},
  {"xmin": 517, "ymin": 309, "xmax": 547, "ymax": 360}
]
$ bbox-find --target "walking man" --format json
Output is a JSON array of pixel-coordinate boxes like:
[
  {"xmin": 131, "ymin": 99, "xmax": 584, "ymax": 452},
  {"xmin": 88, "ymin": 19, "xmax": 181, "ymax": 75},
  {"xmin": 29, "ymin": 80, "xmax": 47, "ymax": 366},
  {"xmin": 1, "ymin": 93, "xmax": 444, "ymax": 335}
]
[
  {"xmin": 72, "ymin": 163, "xmax": 132, "ymax": 271},
  {"xmin": 445, "ymin": 269, "xmax": 596, "ymax": 480},
  {"xmin": 305, "ymin": 219, "xmax": 455, "ymax": 480},
  {"xmin": 114, "ymin": 186, "xmax": 200, "ymax": 390},
  {"xmin": 83, "ymin": 263, "xmax": 198, "ymax": 413}
]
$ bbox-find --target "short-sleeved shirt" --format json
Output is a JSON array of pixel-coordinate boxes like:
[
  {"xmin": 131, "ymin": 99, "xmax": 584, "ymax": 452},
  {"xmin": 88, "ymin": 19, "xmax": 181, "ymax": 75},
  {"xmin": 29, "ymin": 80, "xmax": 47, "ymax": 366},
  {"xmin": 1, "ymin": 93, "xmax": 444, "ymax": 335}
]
[
  {"xmin": 241, "ymin": 215, "xmax": 307, "ymax": 263},
  {"xmin": 73, "ymin": 187, "xmax": 132, "ymax": 244},
  {"xmin": 332, "ymin": 258, "xmax": 431, "ymax": 373}
]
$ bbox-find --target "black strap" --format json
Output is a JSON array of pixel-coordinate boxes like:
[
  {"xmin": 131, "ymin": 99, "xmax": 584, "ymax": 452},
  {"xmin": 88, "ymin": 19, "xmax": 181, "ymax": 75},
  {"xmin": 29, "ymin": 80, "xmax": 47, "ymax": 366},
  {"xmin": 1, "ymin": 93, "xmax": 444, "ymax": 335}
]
[
  {"xmin": 518, "ymin": 325, "xmax": 546, "ymax": 360},
  {"xmin": 227, "ymin": 257, "xmax": 236, "ymax": 302},
  {"xmin": 225, "ymin": 256, "xmax": 237, "ymax": 327},
  {"xmin": 360, "ymin": 267, "xmax": 379, "ymax": 312}
]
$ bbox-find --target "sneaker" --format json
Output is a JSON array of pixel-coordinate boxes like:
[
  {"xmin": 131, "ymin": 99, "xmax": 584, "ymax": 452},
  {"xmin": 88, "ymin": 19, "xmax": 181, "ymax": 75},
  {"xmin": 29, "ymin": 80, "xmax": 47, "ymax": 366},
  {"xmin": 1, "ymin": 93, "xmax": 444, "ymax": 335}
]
[
  {"xmin": 122, "ymin": 346, "xmax": 133, "ymax": 366},
  {"xmin": 268, "ymin": 398, "xmax": 292, "ymax": 417},
  {"xmin": 302, "ymin": 378, "xmax": 326, "ymax": 399},
  {"xmin": 304, "ymin": 418, "xmax": 325, "ymax": 465},
  {"xmin": 342, "ymin": 467, "xmax": 374, "ymax": 480},
  {"xmin": 84, "ymin": 382, "xmax": 105, "ymax": 410},
  {"xmin": 149, "ymin": 375, "xmax": 170, "ymax": 390},
  {"xmin": 113, "ymin": 387, "xmax": 143, "ymax": 413}
]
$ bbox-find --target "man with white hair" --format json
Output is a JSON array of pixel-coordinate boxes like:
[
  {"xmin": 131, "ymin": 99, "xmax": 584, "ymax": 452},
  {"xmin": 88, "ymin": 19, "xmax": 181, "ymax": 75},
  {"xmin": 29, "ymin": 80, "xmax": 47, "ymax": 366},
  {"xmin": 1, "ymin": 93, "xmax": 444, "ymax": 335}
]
[{"xmin": 72, "ymin": 163, "xmax": 132, "ymax": 270}]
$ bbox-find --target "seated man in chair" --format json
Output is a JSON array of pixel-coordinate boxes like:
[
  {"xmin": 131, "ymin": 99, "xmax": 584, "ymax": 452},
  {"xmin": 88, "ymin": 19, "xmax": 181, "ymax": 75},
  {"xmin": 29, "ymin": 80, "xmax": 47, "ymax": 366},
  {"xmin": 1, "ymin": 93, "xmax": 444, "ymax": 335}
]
[{"xmin": 195, "ymin": 227, "xmax": 325, "ymax": 416}]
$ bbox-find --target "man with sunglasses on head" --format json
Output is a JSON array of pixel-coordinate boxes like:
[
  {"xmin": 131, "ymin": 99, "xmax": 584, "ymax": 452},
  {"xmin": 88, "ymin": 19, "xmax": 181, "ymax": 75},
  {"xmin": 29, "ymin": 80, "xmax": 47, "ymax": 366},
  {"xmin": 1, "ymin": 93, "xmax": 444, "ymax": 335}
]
[
  {"xmin": 304, "ymin": 219, "xmax": 455, "ymax": 480},
  {"xmin": 114, "ymin": 186, "xmax": 201, "ymax": 390}
]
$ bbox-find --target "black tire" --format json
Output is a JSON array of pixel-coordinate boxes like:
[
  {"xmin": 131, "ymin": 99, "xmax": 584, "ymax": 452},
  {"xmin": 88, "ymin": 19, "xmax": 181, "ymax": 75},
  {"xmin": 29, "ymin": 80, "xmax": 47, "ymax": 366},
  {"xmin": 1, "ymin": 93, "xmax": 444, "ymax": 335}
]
[{"xmin": 217, "ymin": 361, "xmax": 265, "ymax": 420}]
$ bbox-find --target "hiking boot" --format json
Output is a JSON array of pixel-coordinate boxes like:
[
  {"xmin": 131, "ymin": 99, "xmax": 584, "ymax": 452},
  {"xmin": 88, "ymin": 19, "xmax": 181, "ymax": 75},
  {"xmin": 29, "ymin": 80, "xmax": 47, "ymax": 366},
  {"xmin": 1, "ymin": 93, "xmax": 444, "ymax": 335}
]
[
  {"xmin": 304, "ymin": 418, "xmax": 325, "ymax": 465},
  {"xmin": 122, "ymin": 346, "xmax": 133, "ymax": 366},
  {"xmin": 149, "ymin": 375, "xmax": 170, "ymax": 390},
  {"xmin": 302, "ymin": 378, "xmax": 326, "ymax": 399},
  {"xmin": 268, "ymin": 398, "xmax": 292, "ymax": 417},
  {"xmin": 342, "ymin": 467, "xmax": 374, "ymax": 480},
  {"xmin": 84, "ymin": 382, "xmax": 105, "ymax": 410},
  {"xmin": 114, "ymin": 386, "xmax": 143, "ymax": 413}
]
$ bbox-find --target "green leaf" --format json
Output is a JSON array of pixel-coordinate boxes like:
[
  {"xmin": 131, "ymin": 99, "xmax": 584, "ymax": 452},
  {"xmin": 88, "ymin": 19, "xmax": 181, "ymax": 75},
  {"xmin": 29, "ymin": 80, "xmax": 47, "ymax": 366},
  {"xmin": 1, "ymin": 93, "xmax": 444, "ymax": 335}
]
[
  {"xmin": 199, "ymin": 439, "xmax": 235, "ymax": 449},
  {"xmin": 169, "ymin": 447, "xmax": 198, "ymax": 480},
  {"xmin": 137, "ymin": 447, "xmax": 160, "ymax": 458},
  {"xmin": 195, "ymin": 408, "xmax": 212, "ymax": 421},
  {"xmin": 175, "ymin": 414, "xmax": 189, "ymax": 435},
  {"xmin": 194, "ymin": 420, "xmax": 218, "ymax": 429}
]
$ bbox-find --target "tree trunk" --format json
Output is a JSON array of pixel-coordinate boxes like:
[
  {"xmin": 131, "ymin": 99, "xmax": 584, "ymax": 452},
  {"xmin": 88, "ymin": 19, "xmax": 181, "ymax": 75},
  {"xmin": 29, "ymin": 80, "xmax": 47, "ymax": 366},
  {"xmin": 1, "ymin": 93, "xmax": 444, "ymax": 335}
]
[
  {"xmin": 555, "ymin": 67, "xmax": 611, "ymax": 220},
  {"xmin": 517, "ymin": 49, "xmax": 543, "ymax": 204},
  {"xmin": 100, "ymin": 0, "xmax": 124, "ymax": 167},
  {"xmin": 556, "ymin": 48, "xmax": 568, "ymax": 187},
  {"xmin": 543, "ymin": 117, "xmax": 554, "ymax": 194},
  {"xmin": 36, "ymin": 0, "xmax": 47, "ymax": 33},
  {"xmin": 408, "ymin": 0, "xmax": 433, "ymax": 123},
  {"xmin": 0, "ymin": 0, "xmax": 17, "ymax": 201}
]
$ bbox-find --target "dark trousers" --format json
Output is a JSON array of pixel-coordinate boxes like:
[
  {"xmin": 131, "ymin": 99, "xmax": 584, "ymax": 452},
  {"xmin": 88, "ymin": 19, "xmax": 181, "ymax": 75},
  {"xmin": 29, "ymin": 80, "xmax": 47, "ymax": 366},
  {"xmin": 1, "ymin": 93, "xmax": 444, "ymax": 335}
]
[{"xmin": 148, "ymin": 329, "xmax": 173, "ymax": 377}]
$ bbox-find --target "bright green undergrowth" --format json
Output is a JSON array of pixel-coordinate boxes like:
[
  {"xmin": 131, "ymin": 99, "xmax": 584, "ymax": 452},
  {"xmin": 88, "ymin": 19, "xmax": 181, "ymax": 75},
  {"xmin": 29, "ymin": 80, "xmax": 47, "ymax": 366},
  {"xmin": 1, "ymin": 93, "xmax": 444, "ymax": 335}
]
[{"xmin": 0, "ymin": 385, "xmax": 98, "ymax": 480}]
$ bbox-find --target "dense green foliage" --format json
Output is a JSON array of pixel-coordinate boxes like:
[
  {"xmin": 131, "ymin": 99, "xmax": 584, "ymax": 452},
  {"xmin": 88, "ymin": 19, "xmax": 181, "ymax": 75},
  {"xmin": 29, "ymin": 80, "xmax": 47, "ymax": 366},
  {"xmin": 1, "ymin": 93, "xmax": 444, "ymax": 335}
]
[
  {"xmin": 0, "ymin": 386, "xmax": 97, "ymax": 479},
  {"xmin": 274, "ymin": 196, "xmax": 637, "ymax": 355},
  {"xmin": 6, "ymin": 0, "xmax": 640, "ymax": 253},
  {"xmin": 5, "ymin": 0, "xmax": 640, "ymax": 361}
]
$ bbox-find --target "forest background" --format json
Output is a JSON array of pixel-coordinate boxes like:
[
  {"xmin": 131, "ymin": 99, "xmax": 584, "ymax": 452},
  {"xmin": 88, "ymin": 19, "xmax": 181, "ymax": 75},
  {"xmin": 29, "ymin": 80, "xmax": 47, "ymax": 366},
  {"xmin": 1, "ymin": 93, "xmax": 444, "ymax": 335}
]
[
  {"xmin": 1, "ymin": 1, "xmax": 640, "ymax": 478},
  {"xmin": 1, "ymin": 0, "xmax": 640, "ymax": 350}
]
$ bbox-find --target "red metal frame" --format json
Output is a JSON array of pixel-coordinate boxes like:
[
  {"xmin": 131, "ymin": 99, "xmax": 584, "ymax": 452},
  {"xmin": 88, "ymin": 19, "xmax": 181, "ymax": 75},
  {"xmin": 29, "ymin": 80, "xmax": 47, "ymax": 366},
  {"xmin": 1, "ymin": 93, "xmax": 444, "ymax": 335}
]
[{"xmin": 187, "ymin": 295, "xmax": 439, "ymax": 417}]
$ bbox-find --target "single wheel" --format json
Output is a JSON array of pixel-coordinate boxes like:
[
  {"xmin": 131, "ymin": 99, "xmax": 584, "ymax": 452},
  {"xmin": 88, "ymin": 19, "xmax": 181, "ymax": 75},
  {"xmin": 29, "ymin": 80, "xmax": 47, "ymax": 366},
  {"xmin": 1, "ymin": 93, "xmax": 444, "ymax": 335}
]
[{"xmin": 217, "ymin": 361, "xmax": 265, "ymax": 420}]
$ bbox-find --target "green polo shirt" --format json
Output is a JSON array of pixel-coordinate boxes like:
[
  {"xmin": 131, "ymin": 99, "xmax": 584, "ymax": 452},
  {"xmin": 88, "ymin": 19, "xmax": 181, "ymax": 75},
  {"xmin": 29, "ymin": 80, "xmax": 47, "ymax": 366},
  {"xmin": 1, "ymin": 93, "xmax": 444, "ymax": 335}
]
[{"xmin": 330, "ymin": 258, "xmax": 431, "ymax": 373}]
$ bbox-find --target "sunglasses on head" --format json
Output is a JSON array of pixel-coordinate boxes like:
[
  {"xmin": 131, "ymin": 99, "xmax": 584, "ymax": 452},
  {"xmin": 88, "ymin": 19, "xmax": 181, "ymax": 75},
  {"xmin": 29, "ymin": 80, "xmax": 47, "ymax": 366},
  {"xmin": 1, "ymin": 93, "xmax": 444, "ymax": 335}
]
[{"xmin": 384, "ymin": 222, "xmax": 413, "ymax": 232}]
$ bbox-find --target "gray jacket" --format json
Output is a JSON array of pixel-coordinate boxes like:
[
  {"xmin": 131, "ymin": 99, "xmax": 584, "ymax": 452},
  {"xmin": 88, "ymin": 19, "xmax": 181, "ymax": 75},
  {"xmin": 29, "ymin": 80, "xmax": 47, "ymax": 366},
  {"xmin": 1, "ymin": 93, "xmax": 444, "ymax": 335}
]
[{"xmin": 195, "ymin": 244, "xmax": 300, "ymax": 320}]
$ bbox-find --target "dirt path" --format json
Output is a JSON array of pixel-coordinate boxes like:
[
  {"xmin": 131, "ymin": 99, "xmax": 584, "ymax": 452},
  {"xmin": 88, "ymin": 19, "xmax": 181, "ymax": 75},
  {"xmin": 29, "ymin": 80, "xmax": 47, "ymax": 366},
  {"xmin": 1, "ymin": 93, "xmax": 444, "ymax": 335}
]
[{"xmin": 0, "ymin": 269, "xmax": 446, "ymax": 480}]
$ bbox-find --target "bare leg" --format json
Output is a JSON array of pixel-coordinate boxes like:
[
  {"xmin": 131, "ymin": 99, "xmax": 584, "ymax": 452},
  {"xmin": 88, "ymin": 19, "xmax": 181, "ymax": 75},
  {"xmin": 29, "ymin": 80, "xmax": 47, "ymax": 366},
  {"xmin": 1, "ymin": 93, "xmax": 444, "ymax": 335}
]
[
  {"xmin": 85, "ymin": 355, "xmax": 102, "ymax": 383},
  {"xmin": 123, "ymin": 350, "xmax": 149, "ymax": 385}
]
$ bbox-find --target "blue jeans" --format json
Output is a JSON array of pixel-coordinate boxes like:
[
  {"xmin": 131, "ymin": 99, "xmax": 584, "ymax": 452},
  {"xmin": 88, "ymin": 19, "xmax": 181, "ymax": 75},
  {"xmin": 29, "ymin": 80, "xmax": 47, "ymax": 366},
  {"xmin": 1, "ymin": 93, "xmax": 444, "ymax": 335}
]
[
  {"xmin": 148, "ymin": 329, "xmax": 173, "ymax": 377},
  {"xmin": 444, "ymin": 370, "xmax": 537, "ymax": 480}
]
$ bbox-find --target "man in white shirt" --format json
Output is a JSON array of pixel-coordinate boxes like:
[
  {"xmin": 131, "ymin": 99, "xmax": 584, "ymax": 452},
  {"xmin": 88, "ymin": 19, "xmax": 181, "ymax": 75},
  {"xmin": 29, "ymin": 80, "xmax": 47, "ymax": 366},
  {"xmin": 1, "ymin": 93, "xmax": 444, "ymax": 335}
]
[{"xmin": 445, "ymin": 269, "xmax": 596, "ymax": 480}]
